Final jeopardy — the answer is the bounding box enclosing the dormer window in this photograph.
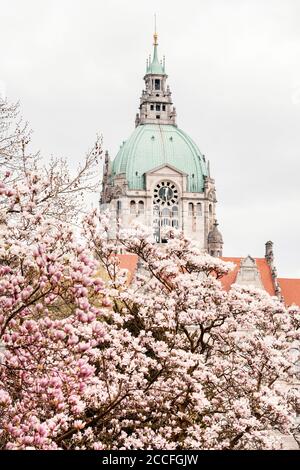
[155,79,161,90]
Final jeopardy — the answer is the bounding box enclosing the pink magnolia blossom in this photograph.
[0,149,300,450]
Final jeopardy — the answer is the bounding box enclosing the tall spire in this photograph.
[147,15,165,75]
[138,24,176,126]
[154,13,158,46]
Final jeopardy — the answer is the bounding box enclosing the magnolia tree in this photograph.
[0,183,300,449]
[0,98,102,230]
[0,99,32,176]
[0,103,300,448]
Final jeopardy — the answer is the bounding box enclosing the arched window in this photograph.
[172,206,178,217]
[171,206,179,230]
[155,79,161,90]
[153,219,160,243]
[153,205,159,217]
[130,200,136,214]
[162,218,171,227]
[138,201,145,214]
[162,208,171,217]
[188,202,194,216]
[152,181,179,244]
[196,203,202,216]
[209,204,213,215]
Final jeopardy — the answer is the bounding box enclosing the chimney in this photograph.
[265,241,283,301]
[265,240,274,265]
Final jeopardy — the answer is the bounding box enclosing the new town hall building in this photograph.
[100,32,300,308]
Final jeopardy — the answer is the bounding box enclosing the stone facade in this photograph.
[101,165,219,249]
[235,255,265,290]
[100,33,223,254]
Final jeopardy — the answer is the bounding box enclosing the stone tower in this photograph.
[135,30,176,127]
[207,221,223,257]
[265,240,282,298]
[100,30,223,254]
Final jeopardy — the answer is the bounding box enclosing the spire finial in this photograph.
[153,13,158,45]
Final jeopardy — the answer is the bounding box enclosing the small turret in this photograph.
[135,113,140,128]
[100,150,112,204]
[207,220,223,257]
[264,240,283,300]
[265,240,274,264]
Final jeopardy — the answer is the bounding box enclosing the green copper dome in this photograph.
[112,124,208,192]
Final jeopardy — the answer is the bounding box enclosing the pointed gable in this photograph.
[221,257,276,296]
[145,163,188,177]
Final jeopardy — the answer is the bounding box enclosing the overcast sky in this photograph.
[1,0,299,277]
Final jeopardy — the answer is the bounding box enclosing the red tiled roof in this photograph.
[117,254,138,282]
[278,278,300,307]
[254,258,276,296]
[220,257,241,292]
[221,257,276,296]
[114,254,300,308]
